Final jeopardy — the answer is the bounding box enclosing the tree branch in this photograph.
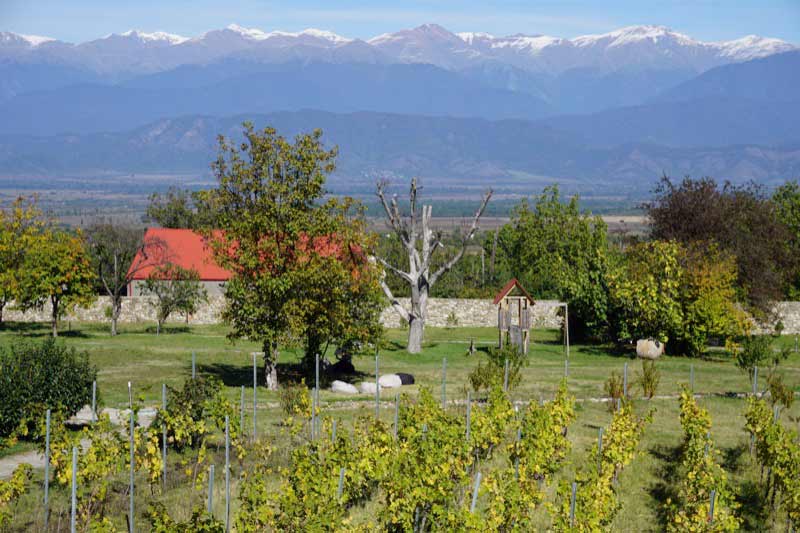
[430,189,493,286]
[376,180,410,247]
[373,254,413,283]
[378,276,410,323]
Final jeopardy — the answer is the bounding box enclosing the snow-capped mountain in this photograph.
[0,23,795,112]
[391,24,796,74]
[0,31,55,47]
[1,23,792,76]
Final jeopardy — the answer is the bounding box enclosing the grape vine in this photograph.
[666,388,740,532]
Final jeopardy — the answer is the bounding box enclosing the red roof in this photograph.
[492,278,534,305]
[130,228,232,281]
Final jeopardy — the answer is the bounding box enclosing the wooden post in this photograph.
[753,366,758,396]
[239,386,245,440]
[225,416,230,532]
[252,352,257,441]
[466,391,472,441]
[441,358,447,409]
[470,471,482,513]
[70,446,78,533]
[623,363,628,398]
[207,464,215,516]
[375,352,380,420]
[569,481,577,527]
[44,409,51,529]
[598,427,603,473]
[129,410,135,533]
[337,468,346,500]
[394,394,400,440]
[708,489,716,524]
[564,303,570,359]
[161,384,167,491]
[312,356,318,440]
[91,381,97,423]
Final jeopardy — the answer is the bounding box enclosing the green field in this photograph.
[1,322,799,531]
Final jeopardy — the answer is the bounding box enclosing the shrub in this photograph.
[155,376,223,450]
[0,337,96,438]
[279,379,312,419]
[735,334,790,390]
[767,373,794,410]
[736,335,772,382]
[445,311,459,328]
[604,371,625,412]
[636,360,660,399]
[468,344,526,392]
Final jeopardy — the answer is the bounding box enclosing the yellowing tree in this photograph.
[609,240,748,356]
[0,196,45,323]
[18,229,96,336]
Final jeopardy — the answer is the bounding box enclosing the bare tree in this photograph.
[375,178,492,353]
[86,223,165,335]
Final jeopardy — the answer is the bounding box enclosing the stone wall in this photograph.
[758,302,800,335]
[3,297,800,334]
[2,296,226,325]
[379,298,564,329]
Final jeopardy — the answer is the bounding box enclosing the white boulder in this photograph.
[636,338,665,360]
[138,408,158,427]
[358,381,381,394]
[378,374,403,388]
[330,380,359,395]
[66,405,95,426]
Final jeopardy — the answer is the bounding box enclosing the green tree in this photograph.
[207,122,362,389]
[608,240,684,345]
[145,187,218,229]
[86,223,165,336]
[17,229,96,337]
[142,263,207,335]
[499,186,609,340]
[773,180,800,299]
[609,240,748,356]
[293,198,384,372]
[677,244,750,356]
[645,176,797,313]
[0,196,45,323]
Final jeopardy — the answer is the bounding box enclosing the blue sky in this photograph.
[2,0,799,43]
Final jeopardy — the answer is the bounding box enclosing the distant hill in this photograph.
[534,51,800,148]
[537,97,800,148]
[1,110,797,194]
[0,61,553,136]
[655,50,800,103]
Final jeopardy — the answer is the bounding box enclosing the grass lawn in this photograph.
[1,321,799,531]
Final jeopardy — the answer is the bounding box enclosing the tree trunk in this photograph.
[111,297,122,336]
[0,301,4,324]
[156,319,162,335]
[407,317,424,354]
[407,284,428,354]
[264,341,279,391]
[51,297,59,337]
[490,227,499,279]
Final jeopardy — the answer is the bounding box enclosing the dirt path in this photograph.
[0,449,44,479]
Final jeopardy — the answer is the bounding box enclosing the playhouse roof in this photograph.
[129,228,232,281]
[492,278,534,305]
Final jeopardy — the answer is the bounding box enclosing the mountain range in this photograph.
[0,23,798,196]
